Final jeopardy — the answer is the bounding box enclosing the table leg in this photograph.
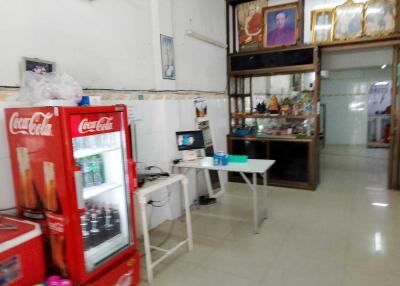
[263,171,268,219]
[181,178,193,250]
[138,195,153,284]
[252,173,259,234]
[239,172,267,234]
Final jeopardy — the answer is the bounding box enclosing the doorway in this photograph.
[319,47,393,191]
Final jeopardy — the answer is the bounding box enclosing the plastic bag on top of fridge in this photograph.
[19,71,83,104]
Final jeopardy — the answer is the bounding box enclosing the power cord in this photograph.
[0,207,16,212]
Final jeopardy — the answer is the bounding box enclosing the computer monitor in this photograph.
[176,130,205,151]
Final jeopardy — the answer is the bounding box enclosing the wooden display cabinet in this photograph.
[227,46,321,190]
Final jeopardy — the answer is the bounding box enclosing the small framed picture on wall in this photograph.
[160,34,176,80]
[334,1,364,41]
[23,57,55,74]
[364,0,396,37]
[311,9,334,43]
[262,4,298,48]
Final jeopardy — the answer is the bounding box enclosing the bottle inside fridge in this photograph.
[72,131,132,272]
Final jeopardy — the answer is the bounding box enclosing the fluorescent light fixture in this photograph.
[375,232,382,252]
[372,203,389,207]
[381,65,387,69]
[185,30,227,49]
[375,81,389,86]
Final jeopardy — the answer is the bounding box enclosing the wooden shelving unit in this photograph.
[226,0,319,190]
[226,44,320,190]
[225,0,400,191]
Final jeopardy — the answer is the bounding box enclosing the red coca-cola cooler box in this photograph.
[4,105,140,285]
[0,216,45,286]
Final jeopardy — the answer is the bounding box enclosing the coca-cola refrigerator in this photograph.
[4,105,141,286]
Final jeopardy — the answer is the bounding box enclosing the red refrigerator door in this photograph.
[60,106,139,285]
[4,106,72,277]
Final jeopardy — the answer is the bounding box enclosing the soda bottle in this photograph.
[104,207,114,240]
[89,212,100,247]
[82,157,93,188]
[112,205,121,237]
[96,205,106,245]
[80,213,91,251]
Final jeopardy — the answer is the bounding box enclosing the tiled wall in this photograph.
[321,68,391,146]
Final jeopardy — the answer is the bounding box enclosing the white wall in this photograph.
[0,0,228,230]
[322,48,393,71]
[0,0,227,92]
[0,0,155,90]
[321,67,391,145]
[173,0,227,91]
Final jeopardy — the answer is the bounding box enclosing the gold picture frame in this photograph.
[334,0,364,41]
[262,3,298,48]
[236,0,268,52]
[364,0,397,37]
[311,9,334,43]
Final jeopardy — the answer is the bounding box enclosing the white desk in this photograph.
[174,157,275,234]
[136,174,193,284]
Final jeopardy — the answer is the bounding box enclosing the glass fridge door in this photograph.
[71,114,132,272]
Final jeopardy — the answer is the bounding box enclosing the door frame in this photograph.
[389,46,400,190]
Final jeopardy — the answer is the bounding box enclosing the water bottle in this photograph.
[87,135,97,148]
[96,155,105,184]
[82,157,93,188]
[90,156,102,186]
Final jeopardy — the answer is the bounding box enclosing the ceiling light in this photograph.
[381,65,387,69]
[375,81,389,86]
[372,203,389,207]
[375,232,382,252]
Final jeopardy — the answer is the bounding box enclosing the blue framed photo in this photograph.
[263,4,298,48]
[160,35,176,80]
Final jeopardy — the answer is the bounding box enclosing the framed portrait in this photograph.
[311,9,334,43]
[334,1,364,41]
[160,34,176,80]
[263,4,298,48]
[236,0,268,51]
[364,0,396,37]
[23,57,55,74]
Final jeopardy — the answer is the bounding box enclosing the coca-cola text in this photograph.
[9,112,53,136]
[78,117,114,134]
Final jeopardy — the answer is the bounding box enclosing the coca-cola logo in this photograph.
[78,117,114,134]
[9,112,53,136]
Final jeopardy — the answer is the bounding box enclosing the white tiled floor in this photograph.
[138,145,400,286]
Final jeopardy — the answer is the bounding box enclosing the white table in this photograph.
[174,157,275,234]
[136,174,193,284]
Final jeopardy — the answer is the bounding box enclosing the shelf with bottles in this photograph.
[231,113,313,120]
[72,133,120,159]
[80,199,127,271]
[229,72,316,116]
[231,116,314,141]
